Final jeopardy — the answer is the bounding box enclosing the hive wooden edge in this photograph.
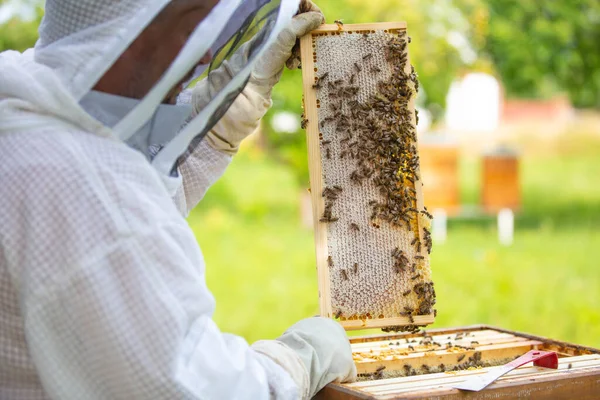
[347,324,600,355]
[341,315,435,331]
[311,22,407,34]
[316,369,600,400]
[300,31,331,318]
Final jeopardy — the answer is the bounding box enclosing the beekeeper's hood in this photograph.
[0,0,298,176]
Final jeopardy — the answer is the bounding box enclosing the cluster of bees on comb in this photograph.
[355,331,508,381]
[306,28,436,332]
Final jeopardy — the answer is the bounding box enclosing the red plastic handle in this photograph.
[506,350,558,370]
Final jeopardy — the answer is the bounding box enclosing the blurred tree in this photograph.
[0,5,42,52]
[483,0,600,108]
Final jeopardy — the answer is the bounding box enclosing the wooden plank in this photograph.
[489,325,600,356]
[342,314,435,331]
[378,370,600,399]
[312,22,407,34]
[351,330,524,351]
[347,325,493,344]
[300,32,332,318]
[352,340,543,374]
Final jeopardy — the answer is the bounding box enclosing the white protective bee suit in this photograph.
[0,0,356,399]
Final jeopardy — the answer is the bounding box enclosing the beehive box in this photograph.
[300,22,435,332]
[315,325,600,399]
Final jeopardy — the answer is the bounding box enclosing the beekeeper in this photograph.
[0,0,356,398]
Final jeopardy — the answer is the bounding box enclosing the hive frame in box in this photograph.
[315,325,600,399]
[299,22,435,331]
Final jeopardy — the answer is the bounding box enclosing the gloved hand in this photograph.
[252,317,357,399]
[192,0,324,155]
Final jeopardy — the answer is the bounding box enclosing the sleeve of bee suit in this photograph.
[2,130,304,400]
[168,89,233,217]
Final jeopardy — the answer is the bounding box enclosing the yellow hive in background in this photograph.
[300,23,435,332]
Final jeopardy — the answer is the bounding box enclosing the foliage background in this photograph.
[1,0,599,348]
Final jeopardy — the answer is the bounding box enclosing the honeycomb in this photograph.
[308,27,435,329]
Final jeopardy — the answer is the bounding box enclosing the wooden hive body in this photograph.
[314,325,600,399]
[300,22,435,332]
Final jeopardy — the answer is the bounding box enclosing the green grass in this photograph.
[187,134,600,348]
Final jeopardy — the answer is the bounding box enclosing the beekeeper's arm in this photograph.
[19,149,354,399]
[174,0,323,215]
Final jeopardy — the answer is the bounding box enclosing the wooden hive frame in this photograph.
[315,325,600,399]
[299,22,435,331]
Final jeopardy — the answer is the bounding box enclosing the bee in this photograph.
[334,19,344,29]
[353,263,358,273]
[319,72,329,81]
[408,345,415,351]
[354,62,361,73]
[415,255,425,260]
[411,238,418,245]
[362,53,373,61]
[334,310,342,319]
[349,223,360,232]
[471,341,479,345]
[362,33,369,39]
[457,354,466,362]
[326,148,331,159]
[407,36,412,44]
[321,140,331,145]
[300,118,308,129]
[349,73,356,85]
[402,290,411,296]
[327,256,333,267]
[312,81,321,89]
[421,364,430,373]
[411,274,420,280]
[371,66,381,73]
[374,365,385,380]
[568,363,572,369]
[341,269,348,280]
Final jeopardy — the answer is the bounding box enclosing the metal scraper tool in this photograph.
[454,350,558,392]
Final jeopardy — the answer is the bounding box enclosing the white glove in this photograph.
[252,317,357,399]
[192,0,324,155]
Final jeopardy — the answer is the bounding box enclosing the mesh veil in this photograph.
[111,0,298,176]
